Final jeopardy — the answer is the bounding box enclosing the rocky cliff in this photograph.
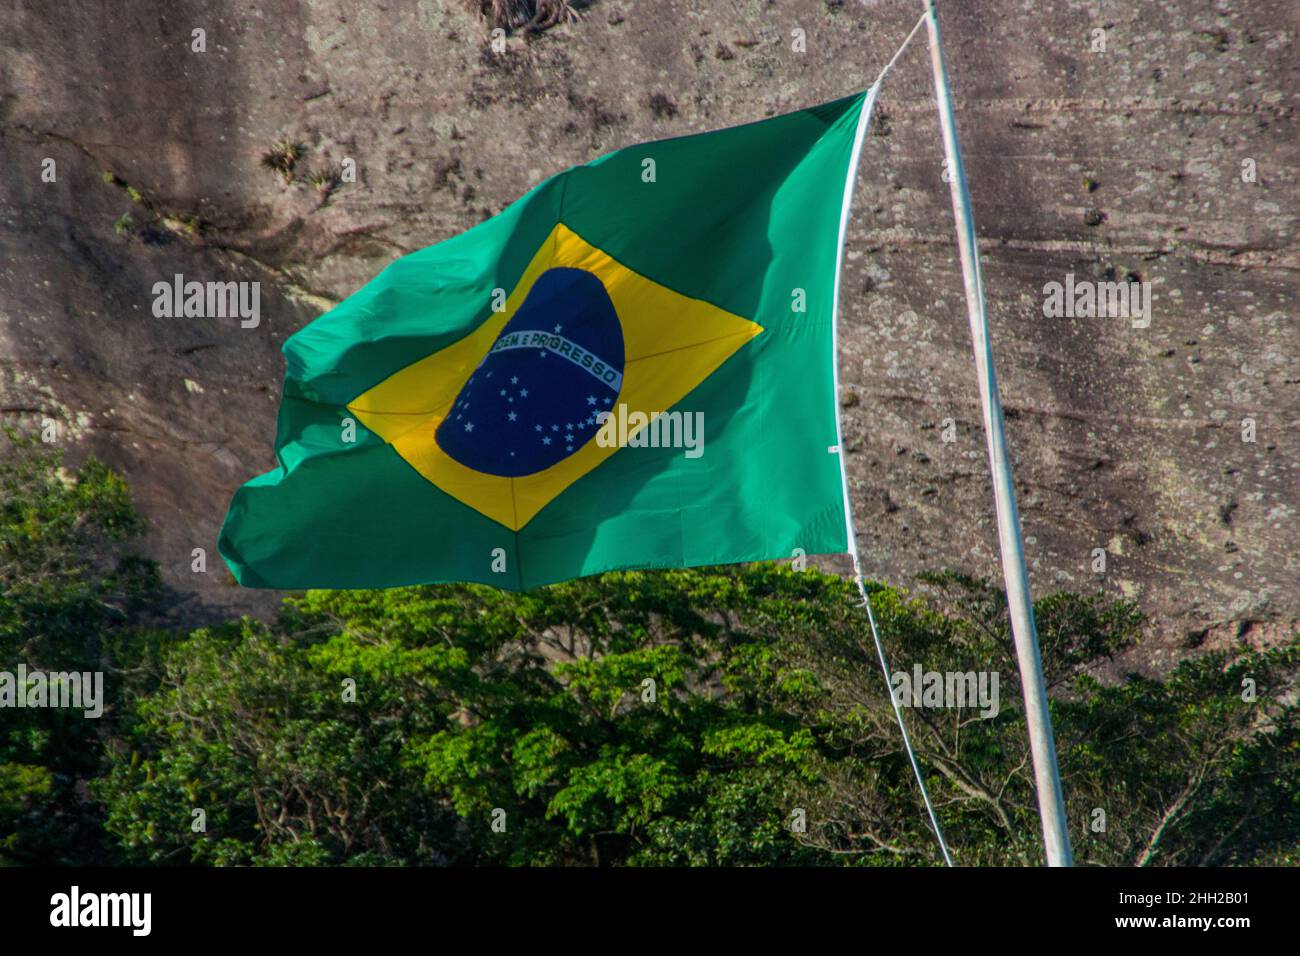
[2,0,1296,665]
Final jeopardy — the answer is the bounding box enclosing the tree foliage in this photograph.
[0,431,163,864]
[2,433,1296,866]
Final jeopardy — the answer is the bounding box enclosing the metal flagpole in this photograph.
[920,0,1075,866]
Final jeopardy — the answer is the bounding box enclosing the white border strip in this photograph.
[830,83,880,561]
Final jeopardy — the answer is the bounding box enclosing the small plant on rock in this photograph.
[260,137,307,184]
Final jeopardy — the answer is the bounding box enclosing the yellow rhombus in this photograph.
[347,222,763,531]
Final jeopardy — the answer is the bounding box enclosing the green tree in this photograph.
[97,564,1299,866]
[0,430,163,864]
[97,618,472,865]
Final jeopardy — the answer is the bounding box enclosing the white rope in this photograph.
[875,12,928,89]
[830,12,956,867]
[851,572,956,867]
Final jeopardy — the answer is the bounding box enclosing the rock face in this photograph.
[2,1,1296,657]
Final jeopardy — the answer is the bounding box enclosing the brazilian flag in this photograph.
[220,91,873,589]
